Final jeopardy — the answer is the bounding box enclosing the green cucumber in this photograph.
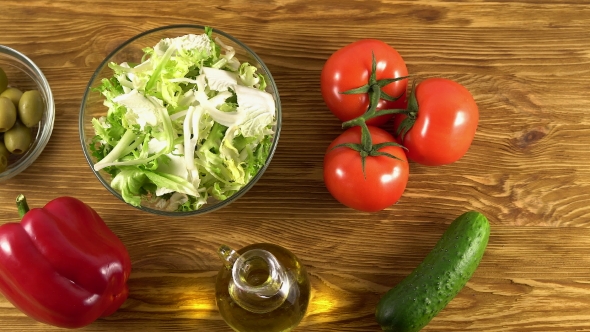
[375,211,490,332]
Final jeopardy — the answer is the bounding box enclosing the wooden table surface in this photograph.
[2,1,590,331]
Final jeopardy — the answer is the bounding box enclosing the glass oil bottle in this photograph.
[215,243,311,332]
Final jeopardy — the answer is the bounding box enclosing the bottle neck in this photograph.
[218,245,291,314]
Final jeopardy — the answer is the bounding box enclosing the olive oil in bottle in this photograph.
[215,243,311,332]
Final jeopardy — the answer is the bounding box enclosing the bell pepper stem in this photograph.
[16,194,30,218]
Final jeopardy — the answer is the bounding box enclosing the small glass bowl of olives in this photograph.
[0,45,54,181]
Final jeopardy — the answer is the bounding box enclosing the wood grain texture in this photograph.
[1,0,590,331]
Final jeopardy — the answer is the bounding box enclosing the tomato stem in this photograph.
[342,107,411,129]
[341,87,410,125]
[360,122,372,153]
[395,80,419,141]
[340,54,410,129]
[336,51,411,177]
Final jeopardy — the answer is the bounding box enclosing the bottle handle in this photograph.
[218,244,241,270]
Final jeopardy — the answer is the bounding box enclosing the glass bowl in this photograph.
[79,25,282,216]
[0,45,55,181]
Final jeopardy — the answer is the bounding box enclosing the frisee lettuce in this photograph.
[89,28,276,212]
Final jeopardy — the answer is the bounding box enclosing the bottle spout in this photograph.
[218,245,292,314]
[218,244,241,270]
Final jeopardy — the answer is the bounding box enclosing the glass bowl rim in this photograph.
[78,24,282,217]
[0,44,55,181]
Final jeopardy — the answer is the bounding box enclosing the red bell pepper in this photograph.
[0,194,131,328]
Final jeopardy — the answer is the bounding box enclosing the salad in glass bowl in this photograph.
[79,25,281,216]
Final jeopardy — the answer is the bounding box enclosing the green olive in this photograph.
[18,90,43,128]
[0,154,7,173]
[0,87,23,108]
[4,121,32,155]
[0,67,7,94]
[0,97,17,132]
[0,140,10,159]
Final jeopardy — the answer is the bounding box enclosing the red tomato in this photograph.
[323,126,409,212]
[393,78,479,166]
[321,39,408,126]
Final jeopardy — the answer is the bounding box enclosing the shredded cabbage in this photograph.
[89,28,276,212]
